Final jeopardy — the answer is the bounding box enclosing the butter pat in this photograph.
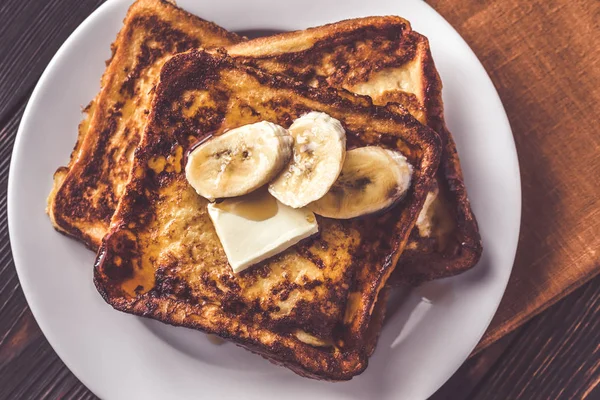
[207,190,318,273]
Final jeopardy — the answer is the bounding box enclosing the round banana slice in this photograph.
[185,121,293,201]
[308,146,413,219]
[269,112,346,208]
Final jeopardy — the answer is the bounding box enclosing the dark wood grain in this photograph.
[0,0,104,124]
[0,0,598,399]
[470,276,600,400]
[0,102,29,367]
[430,332,520,400]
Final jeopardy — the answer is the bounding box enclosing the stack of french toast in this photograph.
[47,0,481,381]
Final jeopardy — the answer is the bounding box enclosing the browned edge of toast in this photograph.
[226,17,482,285]
[390,39,482,285]
[93,49,441,380]
[47,0,243,249]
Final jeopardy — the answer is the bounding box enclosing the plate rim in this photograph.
[7,0,521,398]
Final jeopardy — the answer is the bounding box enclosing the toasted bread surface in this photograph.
[94,49,440,379]
[48,7,481,283]
[47,0,243,249]
[227,17,482,284]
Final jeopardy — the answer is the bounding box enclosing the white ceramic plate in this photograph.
[8,0,520,399]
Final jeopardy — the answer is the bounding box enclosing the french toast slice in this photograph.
[48,2,480,285]
[47,0,243,249]
[227,17,482,284]
[93,49,440,380]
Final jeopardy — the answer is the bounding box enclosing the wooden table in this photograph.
[1,1,598,399]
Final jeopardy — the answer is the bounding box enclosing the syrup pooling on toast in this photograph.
[185,114,412,273]
[94,49,441,379]
[212,190,279,221]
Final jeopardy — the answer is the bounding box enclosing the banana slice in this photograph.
[269,112,346,208]
[309,146,413,219]
[185,121,293,201]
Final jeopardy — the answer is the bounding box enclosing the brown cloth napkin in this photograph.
[425,0,600,351]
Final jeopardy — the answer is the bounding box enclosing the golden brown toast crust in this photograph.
[94,49,440,380]
[48,7,481,284]
[226,17,482,284]
[394,48,482,284]
[47,0,242,249]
